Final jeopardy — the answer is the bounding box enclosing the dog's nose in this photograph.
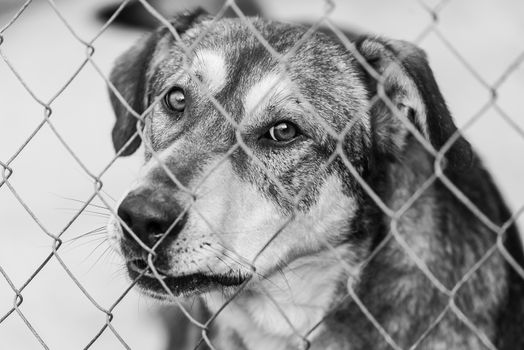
[117,187,185,249]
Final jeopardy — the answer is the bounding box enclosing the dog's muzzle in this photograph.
[115,185,248,296]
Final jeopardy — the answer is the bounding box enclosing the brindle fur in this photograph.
[107,10,524,350]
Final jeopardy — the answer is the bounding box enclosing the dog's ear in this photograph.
[356,36,474,172]
[108,8,208,156]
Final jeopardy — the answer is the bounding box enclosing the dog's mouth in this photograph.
[126,259,247,298]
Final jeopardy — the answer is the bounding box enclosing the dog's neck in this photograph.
[205,246,356,350]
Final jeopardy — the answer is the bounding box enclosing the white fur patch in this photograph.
[194,163,360,347]
[244,73,293,117]
[186,160,358,273]
[191,50,227,94]
[207,247,353,350]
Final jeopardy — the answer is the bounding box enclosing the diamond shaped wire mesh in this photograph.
[1,0,523,349]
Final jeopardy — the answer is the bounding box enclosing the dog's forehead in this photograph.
[148,18,368,135]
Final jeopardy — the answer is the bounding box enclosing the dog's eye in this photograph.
[267,122,298,142]
[164,87,186,112]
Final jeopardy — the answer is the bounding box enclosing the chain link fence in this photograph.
[1,0,524,349]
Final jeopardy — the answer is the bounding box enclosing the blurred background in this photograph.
[0,0,523,349]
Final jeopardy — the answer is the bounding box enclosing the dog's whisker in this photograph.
[56,208,111,218]
[60,239,108,257]
[87,245,114,273]
[74,226,106,236]
[82,238,110,263]
[276,266,293,292]
[203,244,250,271]
[57,196,111,211]
[214,255,238,276]
[213,242,253,268]
[82,213,110,219]
[203,245,282,289]
[64,226,107,243]
[111,265,130,280]
[65,235,108,250]
[79,209,111,217]
[202,245,250,273]
[189,296,198,311]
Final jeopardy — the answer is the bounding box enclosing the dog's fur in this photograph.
[106,10,524,350]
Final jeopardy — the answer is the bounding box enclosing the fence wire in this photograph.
[1,0,524,349]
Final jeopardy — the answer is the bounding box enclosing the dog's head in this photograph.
[107,10,472,299]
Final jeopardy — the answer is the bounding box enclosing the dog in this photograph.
[106,9,524,350]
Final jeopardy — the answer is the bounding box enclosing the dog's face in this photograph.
[107,11,471,300]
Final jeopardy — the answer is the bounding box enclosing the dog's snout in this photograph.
[117,187,185,249]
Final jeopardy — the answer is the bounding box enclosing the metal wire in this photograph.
[1,0,523,349]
